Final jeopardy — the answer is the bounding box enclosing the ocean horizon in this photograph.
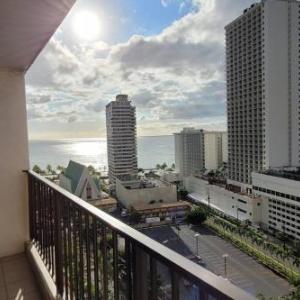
[29,135,175,171]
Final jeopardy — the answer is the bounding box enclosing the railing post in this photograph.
[54,192,64,297]
[28,173,34,240]
[133,245,148,300]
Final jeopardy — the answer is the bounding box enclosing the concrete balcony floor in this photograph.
[0,253,42,299]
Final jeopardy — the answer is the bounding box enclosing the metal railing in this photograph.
[27,170,254,300]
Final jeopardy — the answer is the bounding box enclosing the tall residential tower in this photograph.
[174,128,205,176]
[106,94,138,184]
[226,0,300,186]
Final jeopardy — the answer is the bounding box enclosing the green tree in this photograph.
[88,165,96,174]
[293,240,300,257]
[156,164,161,169]
[46,164,52,174]
[56,165,65,173]
[161,162,167,170]
[186,207,208,225]
[32,164,42,174]
[129,211,142,223]
[171,163,175,169]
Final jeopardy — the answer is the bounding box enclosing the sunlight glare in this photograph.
[73,11,101,40]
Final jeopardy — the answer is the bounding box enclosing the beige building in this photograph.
[204,131,228,171]
[106,94,138,185]
[174,128,205,176]
[116,177,177,209]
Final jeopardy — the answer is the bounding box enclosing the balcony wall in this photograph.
[0,69,29,257]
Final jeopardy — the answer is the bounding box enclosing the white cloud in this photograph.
[26,0,254,138]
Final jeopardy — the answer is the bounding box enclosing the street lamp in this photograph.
[194,234,200,257]
[222,254,229,278]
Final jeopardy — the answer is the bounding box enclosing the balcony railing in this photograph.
[27,170,254,300]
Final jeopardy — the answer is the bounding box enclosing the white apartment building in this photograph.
[204,131,228,171]
[106,94,138,184]
[174,128,205,176]
[252,171,300,240]
[226,0,300,186]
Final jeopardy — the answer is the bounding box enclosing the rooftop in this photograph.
[132,200,191,212]
[261,168,300,182]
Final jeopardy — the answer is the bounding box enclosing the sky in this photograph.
[25,0,255,140]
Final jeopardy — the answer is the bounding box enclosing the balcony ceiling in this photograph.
[0,0,75,72]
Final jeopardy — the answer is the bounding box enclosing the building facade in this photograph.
[204,131,228,171]
[106,94,138,184]
[252,171,300,240]
[226,0,300,186]
[174,128,205,176]
[184,176,262,224]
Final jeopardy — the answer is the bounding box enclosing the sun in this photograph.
[73,11,101,41]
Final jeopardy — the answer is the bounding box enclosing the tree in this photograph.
[88,165,96,174]
[186,208,208,225]
[156,164,161,170]
[293,240,300,257]
[161,162,167,170]
[56,165,65,173]
[46,164,52,174]
[129,211,142,223]
[171,163,175,170]
[32,164,42,174]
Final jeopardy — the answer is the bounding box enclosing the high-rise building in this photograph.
[174,128,205,176]
[204,131,228,171]
[106,94,138,184]
[226,0,300,186]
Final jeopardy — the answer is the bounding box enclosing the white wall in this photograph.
[0,69,29,257]
[184,176,262,224]
[252,172,300,239]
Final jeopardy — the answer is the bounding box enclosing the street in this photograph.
[142,225,291,298]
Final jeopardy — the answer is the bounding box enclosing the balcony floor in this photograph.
[0,253,42,299]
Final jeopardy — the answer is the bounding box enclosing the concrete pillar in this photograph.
[0,68,29,257]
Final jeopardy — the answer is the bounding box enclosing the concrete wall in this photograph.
[0,69,29,257]
[116,179,177,208]
[184,176,262,224]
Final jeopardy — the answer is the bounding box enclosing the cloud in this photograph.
[28,94,52,104]
[68,115,77,123]
[26,0,254,138]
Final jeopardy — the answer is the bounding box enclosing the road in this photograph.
[142,225,291,298]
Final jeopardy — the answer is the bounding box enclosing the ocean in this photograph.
[29,135,175,171]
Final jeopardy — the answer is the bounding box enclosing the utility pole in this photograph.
[222,254,229,278]
[194,234,200,257]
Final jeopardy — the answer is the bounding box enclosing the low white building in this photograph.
[116,177,177,209]
[252,171,300,240]
[59,160,102,201]
[184,176,262,224]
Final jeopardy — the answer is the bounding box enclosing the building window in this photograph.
[86,183,92,200]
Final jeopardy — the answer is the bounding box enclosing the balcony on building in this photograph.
[0,1,256,299]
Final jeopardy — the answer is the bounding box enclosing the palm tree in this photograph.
[46,164,52,174]
[32,164,42,174]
